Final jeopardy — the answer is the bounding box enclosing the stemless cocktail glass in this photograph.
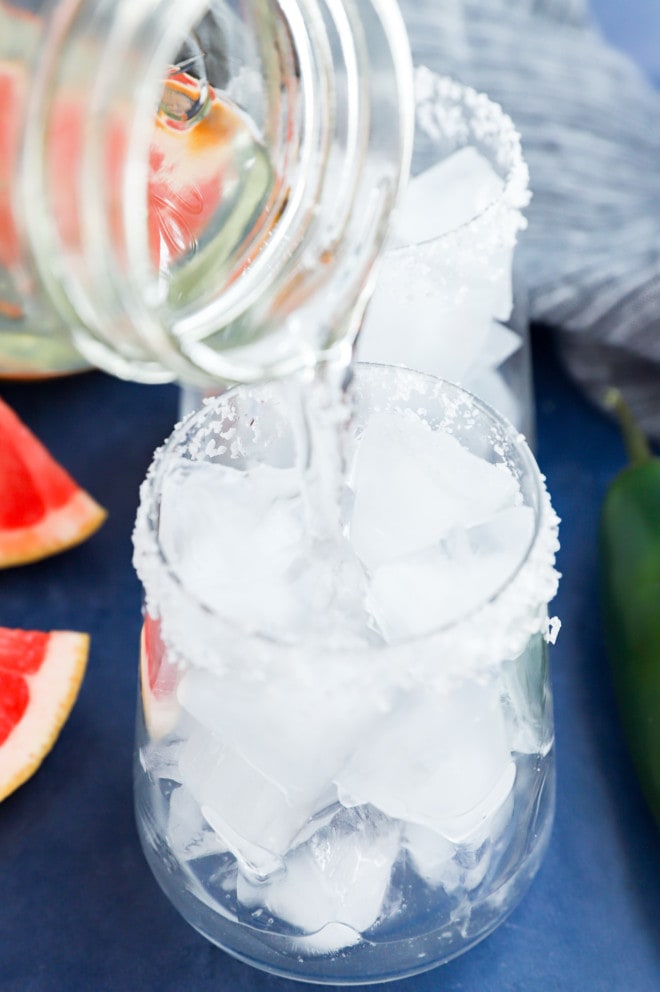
[356,68,534,439]
[133,363,560,984]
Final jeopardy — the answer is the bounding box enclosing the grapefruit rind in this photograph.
[0,490,107,568]
[0,630,89,802]
[139,622,180,740]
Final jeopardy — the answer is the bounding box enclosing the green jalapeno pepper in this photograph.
[599,389,660,829]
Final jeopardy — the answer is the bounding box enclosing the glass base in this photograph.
[135,751,555,985]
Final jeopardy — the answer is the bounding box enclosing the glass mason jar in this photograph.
[133,362,560,984]
[0,0,413,382]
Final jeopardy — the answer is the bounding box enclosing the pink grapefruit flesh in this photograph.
[140,613,180,739]
[0,395,106,567]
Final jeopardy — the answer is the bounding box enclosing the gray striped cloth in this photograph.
[400,0,660,438]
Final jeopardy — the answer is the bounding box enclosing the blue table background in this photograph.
[591,0,660,83]
[1,2,659,989]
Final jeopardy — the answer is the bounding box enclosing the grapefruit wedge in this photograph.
[0,626,89,801]
[0,396,106,567]
[140,614,180,740]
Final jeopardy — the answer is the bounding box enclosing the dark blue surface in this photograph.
[0,333,659,992]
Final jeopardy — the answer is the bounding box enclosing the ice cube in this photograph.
[159,459,310,636]
[355,144,517,390]
[178,665,381,805]
[488,249,516,323]
[392,146,504,247]
[403,823,459,890]
[335,682,515,843]
[166,783,229,862]
[237,807,400,943]
[462,365,524,432]
[366,502,535,640]
[356,275,494,385]
[367,543,506,639]
[356,246,514,387]
[367,549,462,639]
[349,412,520,572]
[364,507,535,640]
[176,669,385,876]
[500,633,554,757]
[390,145,513,333]
[159,460,300,574]
[292,923,362,955]
[466,788,515,853]
[455,843,491,893]
[139,735,184,784]
[159,457,369,642]
[479,320,524,371]
[404,785,515,894]
[177,725,309,878]
[468,505,535,560]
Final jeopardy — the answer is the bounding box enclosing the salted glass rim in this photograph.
[385,67,530,256]
[132,363,560,674]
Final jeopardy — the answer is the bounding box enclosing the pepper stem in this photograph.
[603,388,652,467]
